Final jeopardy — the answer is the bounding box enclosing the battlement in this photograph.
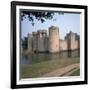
[28,33,32,37]
[32,32,37,36]
[49,26,59,31]
[37,30,47,33]
[37,30,47,38]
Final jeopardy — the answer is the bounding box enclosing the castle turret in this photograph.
[32,32,37,52]
[48,26,60,53]
[28,33,33,51]
[65,31,79,50]
[37,30,48,52]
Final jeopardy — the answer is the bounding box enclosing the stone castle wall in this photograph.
[37,30,47,52]
[60,39,68,51]
[28,33,33,51]
[65,31,80,50]
[32,32,37,52]
[27,26,80,53]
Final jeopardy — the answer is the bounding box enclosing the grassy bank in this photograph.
[21,57,80,78]
[70,69,80,76]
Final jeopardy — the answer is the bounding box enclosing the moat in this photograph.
[21,50,79,66]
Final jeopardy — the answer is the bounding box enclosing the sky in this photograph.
[21,12,80,39]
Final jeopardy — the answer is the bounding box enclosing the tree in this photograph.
[21,11,64,26]
[22,37,28,50]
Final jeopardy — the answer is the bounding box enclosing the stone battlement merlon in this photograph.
[49,26,59,31]
[28,33,33,37]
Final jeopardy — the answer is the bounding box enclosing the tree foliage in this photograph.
[21,11,55,26]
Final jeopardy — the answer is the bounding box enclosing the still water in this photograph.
[21,50,79,66]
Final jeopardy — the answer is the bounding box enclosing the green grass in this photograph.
[21,57,80,78]
[70,69,80,76]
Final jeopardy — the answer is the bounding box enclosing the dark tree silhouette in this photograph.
[21,11,64,26]
[22,37,28,50]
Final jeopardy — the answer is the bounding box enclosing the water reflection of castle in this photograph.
[22,26,80,53]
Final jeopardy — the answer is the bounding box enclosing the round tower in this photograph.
[48,26,60,53]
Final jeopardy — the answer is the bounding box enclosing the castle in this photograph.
[26,26,80,53]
